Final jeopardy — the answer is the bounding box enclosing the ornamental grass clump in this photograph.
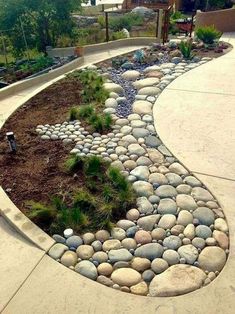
[195,25,222,45]
[179,40,194,60]
[26,156,135,234]
[67,69,112,132]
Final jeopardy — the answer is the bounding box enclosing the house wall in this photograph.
[195,8,235,32]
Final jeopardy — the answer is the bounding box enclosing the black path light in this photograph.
[6,132,17,153]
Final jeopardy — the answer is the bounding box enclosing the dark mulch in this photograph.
[0,78,85,212]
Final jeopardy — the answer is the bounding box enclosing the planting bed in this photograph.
[0,40,230,297]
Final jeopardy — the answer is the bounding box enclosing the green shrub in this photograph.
[195,25,222,44]
[97,15,105,28]
[27,155,135,234]
[26,201,55,226]
[84,156,103,177]
[111,31,127,41]
[65,154,83,173]
[79,70,109,103]
[77,104,94,119]
[69,107,78,121]
[109,13,144,32]
[89,112,112,132]
[169,11,186,35]
[179,40,194,60]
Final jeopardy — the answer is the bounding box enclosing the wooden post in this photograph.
[105,12,109,42]
[1,33,8,67]
[157,9,163,40]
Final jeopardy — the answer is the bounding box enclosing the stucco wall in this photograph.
[195,8,235,32]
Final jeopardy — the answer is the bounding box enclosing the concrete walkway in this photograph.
[1,36,235,313]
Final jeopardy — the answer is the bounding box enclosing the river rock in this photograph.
[133,100,152,115]
[165,173,182,187]
[126,208,140,221]
[195,225,212,239]
[75,260,98,280]
[104,82,124,94]
[48,243,68,260]
[163,235,182,250]
[133,77,159,89]
[76,245,94,260]
[168,163,189,175]
[147,148,164,164]
[97,275,114,286]
[149,264,206,296]
[131,166,150,181]
[122,70,140,81]
[131,257,151,272]
[151,228,166,240]
[97,263,113,276]
[158,214,176,229]
[191,187,214,202]
[184,176,202,187]
[111,228,126,241]
[133,181,154,197]
[137,214,160,231]
[95,230,110,242]
[108,249,133,262]
[116,219,135,230]
[92,251,108,263]
[156,185,177,198]
[162,249,180,265]
[128,143,145,156]
[137,197,154,214]
[60,251,77,267]
[122,238,137,250]
[198,246,226,272]
[176,194,197,211]
[138,86,161,96]
[149,173,168,185]
[214,218,229,233]
[135,230,152,244]
[130,282,148,296]
[151,258,169,274]
[111,268,141,286]
[158,198,177,214]
[103,239,121,251]
[177,210,193,226]
[178,244,198,264]
[213,230,229,249]
[134,243,164,260]
[193,207,215,226]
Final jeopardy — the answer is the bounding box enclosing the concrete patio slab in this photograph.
[153,89,235,180]
[167,57,235,95]
[0,217,45,312]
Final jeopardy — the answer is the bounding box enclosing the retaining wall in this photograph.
[195,8,235,32]
[48,37,158,58]
[0,37,157,101]
[0,57,84,101]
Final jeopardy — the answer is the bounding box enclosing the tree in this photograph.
[0,0,84,56]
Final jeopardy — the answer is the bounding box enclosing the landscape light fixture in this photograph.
[6,131,17,153]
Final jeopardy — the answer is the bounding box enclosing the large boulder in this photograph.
[131,6,156,19]
[149,264,206,296]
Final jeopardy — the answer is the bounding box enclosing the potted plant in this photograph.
[74,45,84,57]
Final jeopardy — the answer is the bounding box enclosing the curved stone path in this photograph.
[1,34,235,313]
